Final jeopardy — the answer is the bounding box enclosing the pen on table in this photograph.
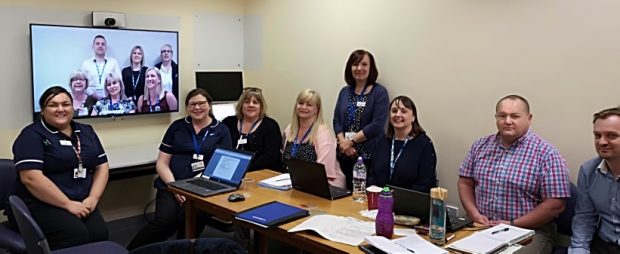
[405,248,415,253]
[491,227,510,234]
[275,178,290,182]
[446,234,456,241]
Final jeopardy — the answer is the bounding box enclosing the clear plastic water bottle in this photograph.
[375,187,394,238]
[429,187,448,245]
[352,156,367,202]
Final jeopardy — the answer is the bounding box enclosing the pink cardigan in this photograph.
[283,124,347,189]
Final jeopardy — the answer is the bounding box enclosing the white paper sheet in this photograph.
[288,215,375,246]
[258,173,291,190]
[365,235,448,254]
[393,235,449,254]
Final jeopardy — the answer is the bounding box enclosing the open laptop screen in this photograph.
[202,148,252,185]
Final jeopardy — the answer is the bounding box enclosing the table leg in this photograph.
[257,231,269,254]
[184,200,197,239]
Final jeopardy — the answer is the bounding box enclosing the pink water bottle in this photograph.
[375,187,394,238]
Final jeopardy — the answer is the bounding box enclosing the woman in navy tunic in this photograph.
[128,88,232,250]
[367,96,437,193]
[12,86,110,250]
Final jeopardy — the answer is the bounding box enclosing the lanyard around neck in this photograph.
[291,123,313,157]
[347,84,370,128]
[132,69,142,90]
[148,96,160,112]
[94,59,107,84]
[191,124,210,157]
[238,118,261,135]
[390,137,409,179]
[68,132,83,171]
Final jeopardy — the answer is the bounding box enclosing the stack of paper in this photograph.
[365,235,448,254]
[258,173,292,190]
[288,214,376,246]
[446,224,534,254]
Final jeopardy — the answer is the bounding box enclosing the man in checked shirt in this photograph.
[458,94,571,253]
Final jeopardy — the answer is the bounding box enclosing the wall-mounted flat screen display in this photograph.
[30,24,180,120]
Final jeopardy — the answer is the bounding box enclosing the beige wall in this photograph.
[243,0,619,209]
[1,0,618,219]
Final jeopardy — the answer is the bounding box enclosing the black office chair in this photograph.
[0,159,26,253]
[552,182,579,254]
[9,195,128,254]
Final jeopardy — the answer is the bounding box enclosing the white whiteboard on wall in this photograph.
[194,13,244,70]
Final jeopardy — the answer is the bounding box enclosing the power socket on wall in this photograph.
[447,205,459,217]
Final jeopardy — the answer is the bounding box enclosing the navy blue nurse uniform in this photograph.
[128,117,232,250]
[11,119,109,250]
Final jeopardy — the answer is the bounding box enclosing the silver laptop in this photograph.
[169,147,253,197]
[285,158,351,200]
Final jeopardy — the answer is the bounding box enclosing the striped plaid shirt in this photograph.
[459,130,570,221]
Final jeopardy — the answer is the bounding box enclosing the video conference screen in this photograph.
[30,24,179,120]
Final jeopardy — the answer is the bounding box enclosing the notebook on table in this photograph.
[388,184,472,232]
[235,201,309,228]
[446,223,535,254]
[169,147,253,197]
[285,158,351,200]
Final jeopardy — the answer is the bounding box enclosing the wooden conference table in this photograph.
[169,169,476,254]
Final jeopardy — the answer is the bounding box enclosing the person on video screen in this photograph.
[68,70,96,117]
[81,35,121,100]
[137,67,178,113]
[155,44,178,98]
[121,45,148,104]
[91,73,136,116]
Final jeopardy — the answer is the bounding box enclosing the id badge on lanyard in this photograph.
[191,152,205,172]
[191,160,205,172]
[192,126,209,172]
[69,134,86,179]
[74,164,86,179]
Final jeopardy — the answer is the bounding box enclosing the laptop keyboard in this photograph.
[188,179,227,191]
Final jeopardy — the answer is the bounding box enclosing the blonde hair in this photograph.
[104,72,127,100]
[235,88,267,119]
[143,67,165,100]
[286,89,326,145]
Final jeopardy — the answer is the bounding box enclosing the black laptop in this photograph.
[285,158,351,200]
[169,147,253,197]
[388,184,472,232]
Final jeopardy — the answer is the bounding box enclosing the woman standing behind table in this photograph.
[283,89,346,188]
[68,70,97,117]
[128,88,232,250]
[11,86,110,250]
[121,45,148,103]
[367,96,437,193]
[222,87,283,172]
[136,67,178,113]
[91,73,136,116]
[333,49,389,190]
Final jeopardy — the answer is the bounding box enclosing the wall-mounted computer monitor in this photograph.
[195,71,243,102]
